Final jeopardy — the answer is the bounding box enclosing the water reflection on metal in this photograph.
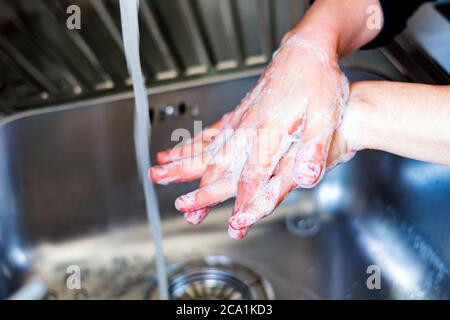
[353,214,450,299]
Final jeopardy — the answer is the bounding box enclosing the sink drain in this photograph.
[285,212,321,237]
[146,256,274,300]
[167,268,251,300]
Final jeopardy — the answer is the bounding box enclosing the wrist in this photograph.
[340,82,374,153]
[279,27,340,70]
[287,24,339,60]
[326,83,368,169]
[293,0,383,56]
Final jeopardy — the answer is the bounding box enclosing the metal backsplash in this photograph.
[0,0,307,113]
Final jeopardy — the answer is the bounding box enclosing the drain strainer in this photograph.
[146,256,274,300]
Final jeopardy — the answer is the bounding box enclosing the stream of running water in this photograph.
[119,0,169,300]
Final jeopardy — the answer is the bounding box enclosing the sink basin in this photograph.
[1,68,450,300]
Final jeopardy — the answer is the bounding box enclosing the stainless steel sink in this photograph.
[1,67,450,300]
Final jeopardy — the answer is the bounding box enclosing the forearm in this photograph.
[346,81,450,166]
[290,0,383,55]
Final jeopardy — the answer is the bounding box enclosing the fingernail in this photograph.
[149,166,167,181]
[175,193,195,212]
[295,160,323,188]
[156,152,170,164]
[227,226,249,240]
[228,213,256,230]
[184,208,208,225]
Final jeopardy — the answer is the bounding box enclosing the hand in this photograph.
[150,31,351,239]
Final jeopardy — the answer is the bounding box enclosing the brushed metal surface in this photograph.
[0,0,308,110]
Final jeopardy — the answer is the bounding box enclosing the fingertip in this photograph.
[156,151,170,164]
[174,196,185,212]
[294,160,323,188]
[227,226,248,240]
[148,166,158,182]
[228,212,256,230]
[175,194,195,212]
[148,168,153,181]
[184,208,209,225]
[294,142,326,188]
[148,165,168,183]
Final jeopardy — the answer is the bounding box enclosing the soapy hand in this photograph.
[150,33,352,239]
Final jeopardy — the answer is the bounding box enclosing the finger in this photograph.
[156,115,231,164]
[232,116,304,214]
[227,226,249,240]
[175,178,235,212]
[293,136,329,188]
[178,129,249,225]
[232,129,282,214]
[201,126,251,184]
[228,144,298,239]
[293,101,341,188]
[184,208,210,225]
[149,155,208,185]
[181,179,232,226]
[293,101,342,188]
[156,140,208,165]
[294,69,349,186]
[157,75,265,165]
[179,155,237,225]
